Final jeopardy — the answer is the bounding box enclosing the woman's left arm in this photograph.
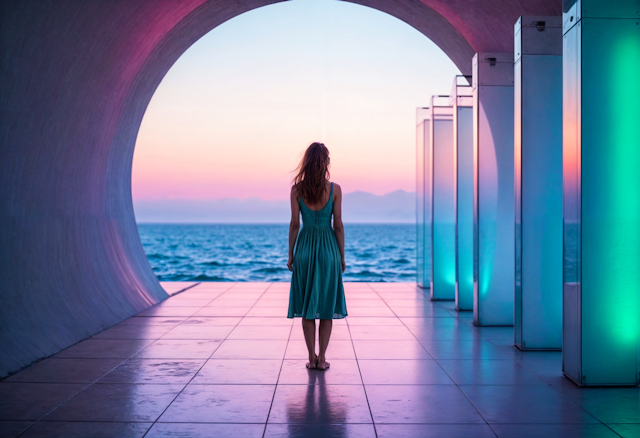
[287,185,301,271]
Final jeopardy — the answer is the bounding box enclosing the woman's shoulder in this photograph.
[331,182,342,193]
[290,184,299,198]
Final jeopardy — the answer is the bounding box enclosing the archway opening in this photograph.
[131,0,460,284]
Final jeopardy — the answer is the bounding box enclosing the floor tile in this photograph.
[92,325,172,340]
[268,384,372,424]
[136,340,221,359]
[460,385,600,423]
[555,387,640,423]
[182,316,242,326]
[358,360,453,385]
[138,307,201,317]
[193,359,282,384]
[278,360,361,385]
[264,424,376,437]
[208,298,258,307]
[491,424,620,438]
[55,339,154,359]
[346,307,396,317]
[238,317,294,326]
[0,421,33,438]
[407,324,478,341]
[99,359,205,384]
[376,424,496,438]
[365,385,484,424]
[118,317,185,326]
[156,298,213,307]
[345,317,404,326]
[390,306,453,318]
[437,360,547,385]
[159,384,275,423]
[400,317,459,326]
[21,421,151,437]
[212,339,288,359]
[227,325,292,340]
[246,307,288,317]
[419,340,512,360]
[45,384,183,422]
[193,307,251,317]
[0,383,85,420]
[352,340,432,359]
[6,358,122,384]
[146,423,264,438]
[162,325,235,340]
[285,340,355,360]
[348,325,415,340]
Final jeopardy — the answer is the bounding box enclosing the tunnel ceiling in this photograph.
[0,0,560,377]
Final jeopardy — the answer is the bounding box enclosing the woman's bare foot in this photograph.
[306,354,318,369]
[317,356,330,371]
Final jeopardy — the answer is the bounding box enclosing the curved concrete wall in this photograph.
[0,0,560,377]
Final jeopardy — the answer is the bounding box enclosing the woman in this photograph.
[287,142,347,371]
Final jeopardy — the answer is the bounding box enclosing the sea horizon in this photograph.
[138,223,416,283]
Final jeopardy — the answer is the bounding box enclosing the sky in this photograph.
[131,0,461,203]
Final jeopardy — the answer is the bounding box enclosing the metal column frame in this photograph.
[472,52,515,326]
[450,76,474,311]
[562,0,640,387]
[416,108,431,289]
[514,16,563,351]
[429,97,455,301]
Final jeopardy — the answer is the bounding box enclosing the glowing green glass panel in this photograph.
[581,18,640,385]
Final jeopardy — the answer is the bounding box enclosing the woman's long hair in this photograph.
[293,142,330,205]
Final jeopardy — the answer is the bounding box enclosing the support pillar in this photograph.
[562,0,640,386]
[451,76,474,311]
[514,16,563,350]
[416,108,431,289]
[472,53,515,326]
[429,97,455,300]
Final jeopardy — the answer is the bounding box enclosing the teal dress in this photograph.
[288,183,347,319]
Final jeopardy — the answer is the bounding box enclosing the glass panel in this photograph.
[431,106,455,300]
[474,86,515,326]
[456,106,474,310]
[562,22,582,382]
[581,17,640,385]
[520,54,563,350]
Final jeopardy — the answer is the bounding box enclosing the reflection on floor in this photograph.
[1,282,638,437]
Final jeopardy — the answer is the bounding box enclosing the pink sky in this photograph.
[132,0,460,202]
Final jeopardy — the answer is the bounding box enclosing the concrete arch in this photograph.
[0,0,560,377]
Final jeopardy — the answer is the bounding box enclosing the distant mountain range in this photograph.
[134,190,415,224]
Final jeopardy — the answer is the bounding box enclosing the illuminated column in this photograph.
[562,1,640,386]
[514,16,563,350]
[429,97,455,300]
[472,53,515,326]
[416,108,431,289]
[451,76,474,311]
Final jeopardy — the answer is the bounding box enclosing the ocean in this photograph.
[138,223,416,282]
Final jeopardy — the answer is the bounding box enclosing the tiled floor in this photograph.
[1,282,638,437]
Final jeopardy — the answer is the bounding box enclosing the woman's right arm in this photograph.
[287,185,301,272]
[332,184,346,273]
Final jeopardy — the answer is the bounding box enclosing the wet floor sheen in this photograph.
[0,282,637,437]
